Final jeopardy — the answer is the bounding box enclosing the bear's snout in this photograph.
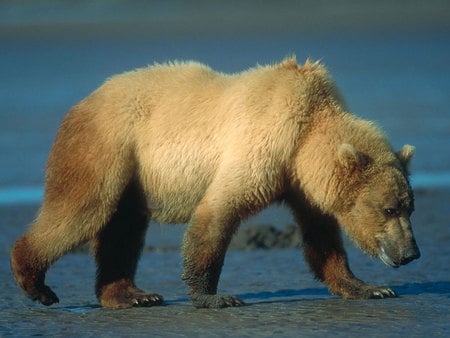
[399,241,421,265]
[379,237,420,268]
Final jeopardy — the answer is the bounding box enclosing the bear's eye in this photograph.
[384,208,399,217]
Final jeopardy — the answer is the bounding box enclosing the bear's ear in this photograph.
[338,143,365,171]
[397,144,415,172]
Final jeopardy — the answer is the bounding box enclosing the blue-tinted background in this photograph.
[1,1,449,190]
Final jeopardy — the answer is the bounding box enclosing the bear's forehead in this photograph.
[369,167,413,203]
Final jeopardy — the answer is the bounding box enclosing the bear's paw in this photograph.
[100,291,164,309]
[334,282,397,300]
[33,284,60,306]
[98,281,164,309]
[364,286,397,299]
[190,293,245,308]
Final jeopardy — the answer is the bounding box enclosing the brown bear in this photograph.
[11,57,420,309]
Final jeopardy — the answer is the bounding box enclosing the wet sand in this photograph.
[1,188,449,337]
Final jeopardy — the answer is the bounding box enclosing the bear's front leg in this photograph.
[289,198,397,299]
[182,204,245,308]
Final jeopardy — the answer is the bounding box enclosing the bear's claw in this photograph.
[131,293,164,307]
[368,287,397,299]
[97,280,164,309]
[100,291,164,309]
[331,280,398,300]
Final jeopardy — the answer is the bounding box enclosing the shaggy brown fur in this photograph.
[11,57,419,308]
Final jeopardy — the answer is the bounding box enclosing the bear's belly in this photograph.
[135,119,224,224]
[138,155,216,224]
[145,185,206,224]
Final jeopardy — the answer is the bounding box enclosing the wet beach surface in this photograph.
[1,188,450,337]
[1,2,450,337]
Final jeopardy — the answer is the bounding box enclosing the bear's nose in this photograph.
[400,243,420,265]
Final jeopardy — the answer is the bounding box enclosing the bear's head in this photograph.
[335,143,420,267]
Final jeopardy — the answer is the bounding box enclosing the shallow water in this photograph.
[1,5,450,337]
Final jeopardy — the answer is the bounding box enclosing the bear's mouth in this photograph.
[378,237,420,268]
[379,246,400,268]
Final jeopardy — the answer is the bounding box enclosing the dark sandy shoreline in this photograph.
[1,188,449,337]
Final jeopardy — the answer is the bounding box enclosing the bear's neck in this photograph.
[293,110,391,214]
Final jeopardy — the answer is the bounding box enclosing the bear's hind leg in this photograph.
[11,106,135,306]
[10,235,59,305]
[288,197,397,299]
[93,180,163,309]
[10,193,122,306]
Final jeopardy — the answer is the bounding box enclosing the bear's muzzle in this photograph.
[379,237,420,268]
